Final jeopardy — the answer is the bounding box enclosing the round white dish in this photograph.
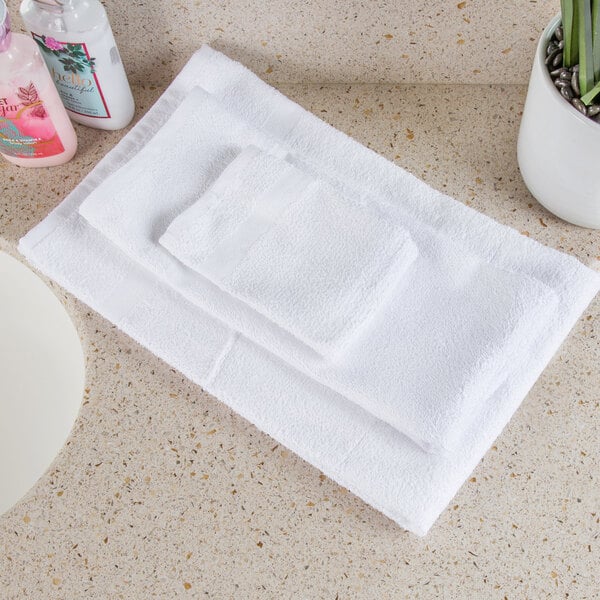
[0,252,84,515]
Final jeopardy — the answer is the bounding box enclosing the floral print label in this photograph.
[0,82,65,158]
[32,34,110,119]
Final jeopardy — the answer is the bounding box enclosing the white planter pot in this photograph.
[518,15,600,229]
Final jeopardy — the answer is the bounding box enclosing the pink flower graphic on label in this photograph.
[0,81,64,158]
[44,37,64,51]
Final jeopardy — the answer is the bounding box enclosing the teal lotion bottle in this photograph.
[20,0,135,130]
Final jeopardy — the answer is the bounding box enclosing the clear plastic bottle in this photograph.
[20,0,135,130]
[0,0,76,167]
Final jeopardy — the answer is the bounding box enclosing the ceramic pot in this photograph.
[518,14,600,229]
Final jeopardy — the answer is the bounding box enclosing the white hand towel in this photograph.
[78,83,562,455]
[19,47,600,535]
[159,144,418,356]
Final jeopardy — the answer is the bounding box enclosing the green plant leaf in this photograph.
[593,0,600,81]
[578,0,595,95]
[66,47,85,58]
[580,78,600,103]
[562,0,579,66]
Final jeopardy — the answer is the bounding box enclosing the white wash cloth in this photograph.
[79,84,561,454]
[19,47,600,535]
[159,145,419,356]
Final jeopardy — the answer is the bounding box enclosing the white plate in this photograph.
[0,252,84,515]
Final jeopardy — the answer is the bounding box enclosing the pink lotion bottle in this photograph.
[0,0,76,167]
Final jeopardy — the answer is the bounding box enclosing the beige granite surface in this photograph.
[0,80,599,599]
[7,0,560,84]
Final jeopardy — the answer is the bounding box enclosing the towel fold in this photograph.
[78,87,282,256]
[19,46,600,535]
[159,145,419,356]
[77,84,563,455]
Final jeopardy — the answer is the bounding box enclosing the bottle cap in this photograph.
[0,0,11,53]
[32,0,65,15]
[33,0,64,6]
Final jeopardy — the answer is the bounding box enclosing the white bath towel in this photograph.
[19,47,600,535]
[78,84,562,455]
[159,144,418,356]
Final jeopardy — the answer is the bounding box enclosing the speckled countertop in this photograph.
[1,1,600,598]
[1,81,599,599]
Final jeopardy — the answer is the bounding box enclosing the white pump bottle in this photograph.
[20,0,135,130]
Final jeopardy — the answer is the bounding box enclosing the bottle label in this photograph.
[32,33,111,119]
[0,82,65,158]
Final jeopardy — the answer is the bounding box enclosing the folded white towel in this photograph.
[159,144,418,356]
[19,47,600,535]
[78,84,562,455]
